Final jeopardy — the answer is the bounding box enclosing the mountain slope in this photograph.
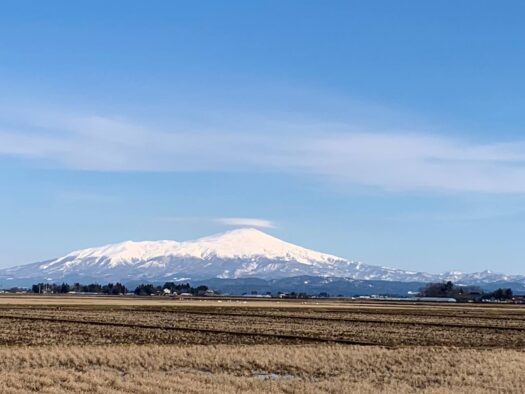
[0,228,523,287]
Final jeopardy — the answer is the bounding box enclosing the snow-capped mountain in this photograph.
[0,228,523,286]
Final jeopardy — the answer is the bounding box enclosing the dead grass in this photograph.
[0,344,524,393]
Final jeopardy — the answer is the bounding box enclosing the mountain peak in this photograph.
[196,227,278,243]
[179,228,341,263]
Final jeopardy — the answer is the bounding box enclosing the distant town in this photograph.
[1,280,522,304]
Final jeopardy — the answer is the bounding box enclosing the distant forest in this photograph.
[420,281,513,301]
[26,282,209,296]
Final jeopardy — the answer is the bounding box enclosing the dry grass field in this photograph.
[0,295,524,393]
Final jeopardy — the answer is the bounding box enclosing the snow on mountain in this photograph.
[167,228,343,264]
[40,228,343,271]
[1,228,523,286]
[439,270,525,285]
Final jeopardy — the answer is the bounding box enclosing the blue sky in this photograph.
[1,1,525,273]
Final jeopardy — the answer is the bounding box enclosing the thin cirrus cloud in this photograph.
[215,217,276,229]
[157,216,276,229]
[2,108,525,193]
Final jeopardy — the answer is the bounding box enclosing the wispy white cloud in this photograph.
[157,216,276,229]
[2,108,525,193]
[215,217,276,228]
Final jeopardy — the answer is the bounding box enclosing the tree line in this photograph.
[134,282,209,296]
[28,281,210,296]
[31,282,128,295]
[420,281,513,301]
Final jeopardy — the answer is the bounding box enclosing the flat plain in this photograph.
[0,295,524,393]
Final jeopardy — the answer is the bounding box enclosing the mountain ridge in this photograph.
[1,228,523,287]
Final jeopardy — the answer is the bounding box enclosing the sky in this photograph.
[1,1,525,274]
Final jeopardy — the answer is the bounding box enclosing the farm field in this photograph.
[0,295,524,393]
